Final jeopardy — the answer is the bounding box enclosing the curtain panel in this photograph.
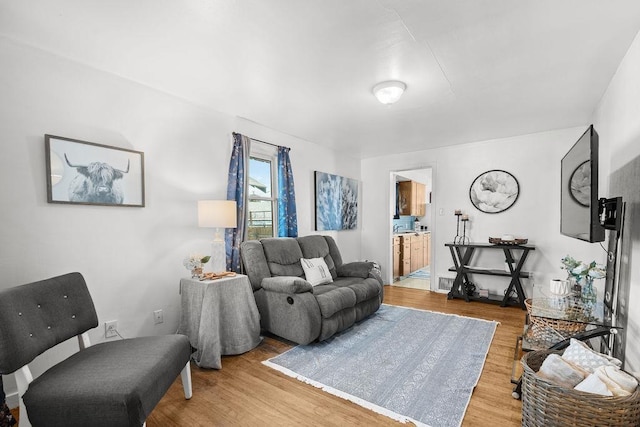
[225,133,251,272]
[226,134,298,271]
[277,146,298,237]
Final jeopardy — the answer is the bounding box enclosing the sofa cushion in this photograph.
[23,335,191,427]
[330,277,381,303]
[345,280,381,304]
[261,238,305,277]
[300,257,334,286]
[313,286,357,318]
[240,240,272,291]
[297,235,337,279]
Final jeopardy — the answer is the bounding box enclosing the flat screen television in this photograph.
[560,125,605,242]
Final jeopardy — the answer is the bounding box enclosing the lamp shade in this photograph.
[198,200,237,228]
[373,80,406,105]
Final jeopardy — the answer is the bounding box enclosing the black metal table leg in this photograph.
[502,247,532,309]
[448,246,475,301]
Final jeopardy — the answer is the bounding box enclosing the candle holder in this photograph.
[458,216,470,244]
[461,220,470,244]
[454,211,462,243]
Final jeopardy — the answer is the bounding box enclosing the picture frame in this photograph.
[45,134,145,207]
[469,169,519,214]
[314,171,358,231]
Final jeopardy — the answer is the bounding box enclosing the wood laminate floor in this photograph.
[148,286,526,426]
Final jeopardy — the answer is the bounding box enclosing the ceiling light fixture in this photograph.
[372,80,406,105]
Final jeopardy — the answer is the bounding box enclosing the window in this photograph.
[247,152,277,239]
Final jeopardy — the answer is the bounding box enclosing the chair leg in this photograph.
[181,361,192,399]
[16,366,33,427]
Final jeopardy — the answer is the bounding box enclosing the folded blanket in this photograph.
[537,353,588,389]
[575,373,613,396]
[595,365,639,396]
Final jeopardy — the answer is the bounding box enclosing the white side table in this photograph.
[177,274,261,369]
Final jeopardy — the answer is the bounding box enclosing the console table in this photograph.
[177,275,261,369]
[445,242,535,309]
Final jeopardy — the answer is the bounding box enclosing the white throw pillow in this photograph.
[562,338,622,373]
[300,257,333,286]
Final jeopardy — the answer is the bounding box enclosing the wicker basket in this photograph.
[521,350,640,426]
[524,298,588,347]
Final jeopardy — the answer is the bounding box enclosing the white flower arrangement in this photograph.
[183,254,211,271]
[560,255,605,279]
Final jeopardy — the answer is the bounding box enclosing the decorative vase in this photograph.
[191,266,203,278]
[581,276,597,303]
[570,275,582,296]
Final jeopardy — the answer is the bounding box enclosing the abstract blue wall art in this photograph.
[314,171,358,231]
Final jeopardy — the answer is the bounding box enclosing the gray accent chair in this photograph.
[241,235,384,344]
[0,272,192,427]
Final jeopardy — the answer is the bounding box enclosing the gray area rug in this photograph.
[263,304,497,427]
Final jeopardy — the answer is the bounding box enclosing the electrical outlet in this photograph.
[153,309,164,324]
[105,320,118,338]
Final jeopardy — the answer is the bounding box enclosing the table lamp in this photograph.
[198,200,237,273]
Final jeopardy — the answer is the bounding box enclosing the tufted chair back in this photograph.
[0,272,98,374]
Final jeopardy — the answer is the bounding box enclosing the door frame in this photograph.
[389,165,436,289]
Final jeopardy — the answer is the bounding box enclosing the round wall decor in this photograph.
[469,169,519,213]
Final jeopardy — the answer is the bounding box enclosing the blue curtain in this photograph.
[277,146,298,237]
[225,133,250,272]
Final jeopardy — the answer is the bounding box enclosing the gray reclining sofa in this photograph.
[240,235,383,344]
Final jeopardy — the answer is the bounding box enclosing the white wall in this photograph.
[361,128,605,296]
[593,29,640,372]
[0,36,361,404]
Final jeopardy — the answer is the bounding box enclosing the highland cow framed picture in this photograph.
[45,135,145,207]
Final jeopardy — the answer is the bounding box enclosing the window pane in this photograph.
[247,199,274,239]
[249,157,272,197]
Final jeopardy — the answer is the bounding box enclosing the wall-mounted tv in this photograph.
[560,125,605,242]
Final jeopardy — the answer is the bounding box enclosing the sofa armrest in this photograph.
[261,276,313,294]
[336,261,375,279]
[337,261,383,285]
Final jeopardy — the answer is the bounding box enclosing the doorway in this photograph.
[391,168,434,291]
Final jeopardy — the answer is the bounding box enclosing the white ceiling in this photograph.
[2,1,640,158]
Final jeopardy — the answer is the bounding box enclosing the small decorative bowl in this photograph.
[489,237,528,245]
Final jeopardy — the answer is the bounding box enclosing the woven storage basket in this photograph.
[525,298,588,347]
[521,349,640,427]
